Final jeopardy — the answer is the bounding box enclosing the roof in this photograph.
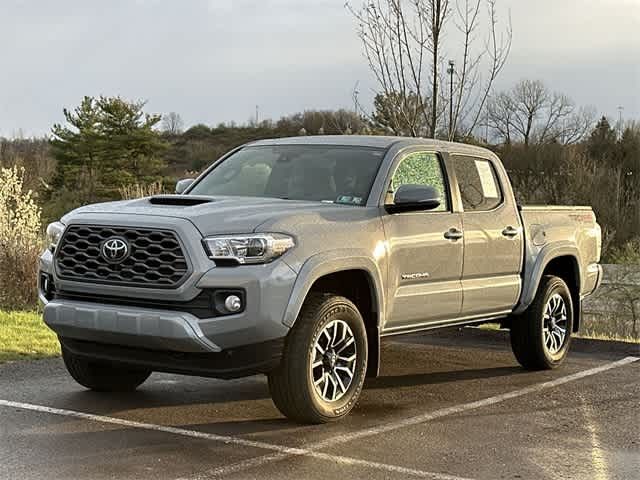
[247,135,495,158]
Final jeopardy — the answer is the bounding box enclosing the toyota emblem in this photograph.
[101,237,130,263]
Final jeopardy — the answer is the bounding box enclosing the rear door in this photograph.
[382,150,464,332]
[451,155,523,317]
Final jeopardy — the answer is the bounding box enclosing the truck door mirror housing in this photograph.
[175,178,195,194]
[388,184,441,212]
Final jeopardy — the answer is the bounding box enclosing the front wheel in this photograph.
[268,293,368,424]
[62,347,151,392]
[510,275,574,370]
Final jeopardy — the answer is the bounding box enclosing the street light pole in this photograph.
[353,81,360,114]
[618,106,624,136]
[447,60,455,140]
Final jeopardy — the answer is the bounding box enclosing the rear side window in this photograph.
[390,152,449,212]
[454,156,502,211]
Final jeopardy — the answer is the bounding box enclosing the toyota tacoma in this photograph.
[39,136,603,423]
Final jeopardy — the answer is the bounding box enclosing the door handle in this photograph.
[444,228,463,240]
[502,226,519,237]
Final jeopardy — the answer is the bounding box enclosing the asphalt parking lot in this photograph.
[1,329,638,480]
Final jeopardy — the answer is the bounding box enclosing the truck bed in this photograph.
[516,204,602,314]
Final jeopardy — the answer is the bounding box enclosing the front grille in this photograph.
[55,225,189,288]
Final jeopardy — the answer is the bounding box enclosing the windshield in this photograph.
[188,145,385,206]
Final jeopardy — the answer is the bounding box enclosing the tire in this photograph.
[268,293,368,424]
[62,347,151,392]
[510,275,574,370]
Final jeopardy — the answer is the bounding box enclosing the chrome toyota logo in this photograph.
[101,237,130,263]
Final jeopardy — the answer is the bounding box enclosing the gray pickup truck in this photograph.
[39,136,602,423]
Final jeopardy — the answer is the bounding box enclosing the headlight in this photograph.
[202,233,294,265]
[46,221,65,252]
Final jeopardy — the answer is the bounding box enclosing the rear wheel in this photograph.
[62,347,151,392]
[510,275,574,370]
[268,293,368,424]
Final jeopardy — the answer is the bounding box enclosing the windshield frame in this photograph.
[185,144,388,206]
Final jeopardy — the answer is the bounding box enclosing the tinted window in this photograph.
[390,152,448,211]
[189,145,385,205]
[454,156,502,211]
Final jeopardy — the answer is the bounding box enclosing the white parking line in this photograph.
[311,355,639,448]
[0,356,637,480]
[0,398,309,454]
[0,399,471,480]
[185,450,473,480]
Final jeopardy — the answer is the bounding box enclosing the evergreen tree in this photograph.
[50,96,167,204]
[586,116,617,163]
[618,123,640,175]
[372,92,429,137]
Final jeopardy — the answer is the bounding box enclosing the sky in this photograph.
[0,0,638,137]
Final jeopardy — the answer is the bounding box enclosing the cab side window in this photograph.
[454,156,502,211]
[390,152,449,212]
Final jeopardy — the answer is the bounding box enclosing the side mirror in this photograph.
[388,184,441,212]
[175,178,195,194]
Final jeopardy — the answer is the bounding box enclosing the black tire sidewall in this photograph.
[303,299,368,419]
[62,346,150,391]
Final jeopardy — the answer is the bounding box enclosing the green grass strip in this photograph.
[0,310,60,363]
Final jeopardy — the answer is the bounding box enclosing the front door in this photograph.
[382,151,464,332]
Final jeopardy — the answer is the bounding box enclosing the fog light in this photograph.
[224,295,242,313]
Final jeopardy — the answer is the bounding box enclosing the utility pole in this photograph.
[255,105,259,126]
[617,106,624,137]
[353,81,360,114]
[447,60,455,140]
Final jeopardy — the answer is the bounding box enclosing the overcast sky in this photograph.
[1,0,638,137]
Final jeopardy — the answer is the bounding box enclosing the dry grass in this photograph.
[118,181,165,200]
[0,310,60,363]
[477,322,640,343]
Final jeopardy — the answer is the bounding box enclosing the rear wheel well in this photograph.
[541,256,581,332]
[308,270,379,377]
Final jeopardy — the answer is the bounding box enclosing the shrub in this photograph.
[0,166,43,310]
[604,237,640,265]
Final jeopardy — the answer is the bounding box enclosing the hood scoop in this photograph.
[148,195,214,207]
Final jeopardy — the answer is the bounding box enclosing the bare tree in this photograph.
[510,80,548,146]
[348,1,432,136]
[347,0,511,139]
[488,80,595,145]
[455,0,511,139]
[486,91,514,143]
[328,109,364,134]
[427,0,450,137]
[161,112,184,135]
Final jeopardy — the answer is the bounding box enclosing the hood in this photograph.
[62,194,357,236]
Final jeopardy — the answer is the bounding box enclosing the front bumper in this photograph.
[43,298,221,353]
